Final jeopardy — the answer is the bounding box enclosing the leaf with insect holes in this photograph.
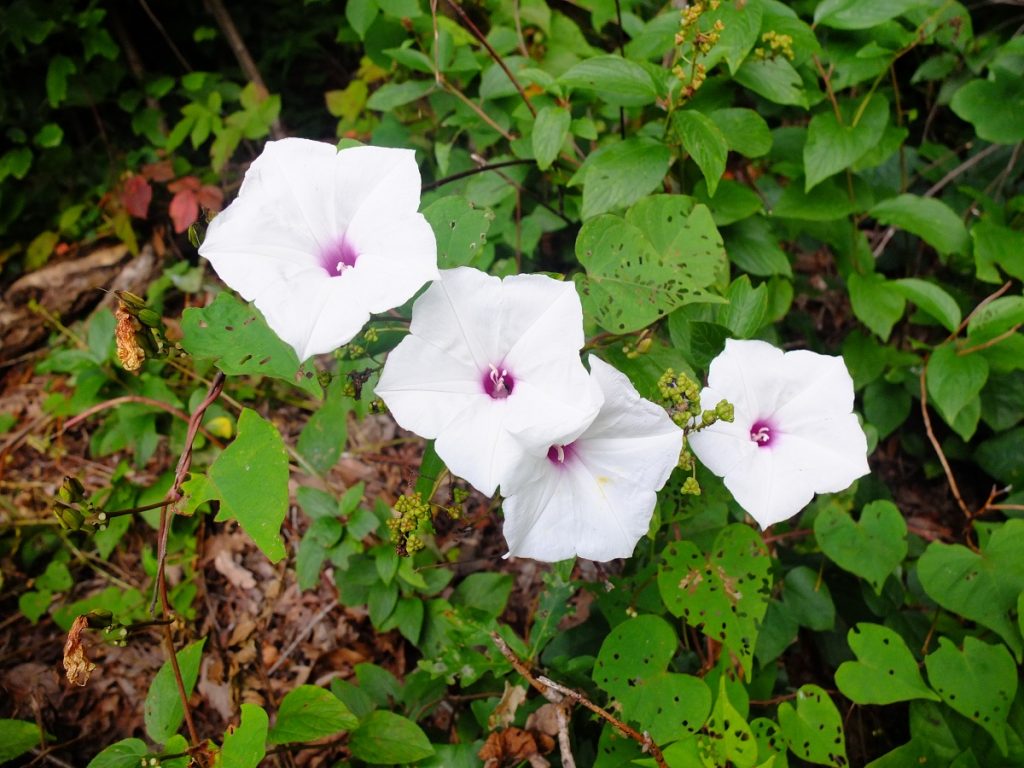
[835,623,938,705]
[592,615,712,745]
[778,685,848,767]
[180,292,322,397]
[697,677,757,768]
[656,524,772,678]
[575,195,727,334]
[925,637,1017,753]
[421,195,493,269]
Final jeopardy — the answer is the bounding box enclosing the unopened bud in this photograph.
[681,477,701,495]
[714,399,734,422]
[54,504,86,531]
[85,609,114,629]
[136,308,162,328]
[58,476,86,504]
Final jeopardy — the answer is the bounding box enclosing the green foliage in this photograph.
[0,719,44,764]
[8,0,1024,764]
[144,638,206,744]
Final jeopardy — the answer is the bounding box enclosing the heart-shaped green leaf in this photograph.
[917,519,1024,659]
[835,623,939,705]
[698,677,758,768]
[576,195,726,334]
[925,637,1017,754]
[814,500,907,592]
[657,524,772,678]
[778,685,848,767]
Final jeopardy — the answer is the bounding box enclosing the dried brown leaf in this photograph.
[63,615,97,686]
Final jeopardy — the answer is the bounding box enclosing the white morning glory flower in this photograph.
[687,339,870,529]
[198,138,438,362]
[375,267,602,497]
[500,356,684,562]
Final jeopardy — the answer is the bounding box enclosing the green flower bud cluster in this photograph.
[657,368,702,427]
[363,327,379,344]
[387,492,433,556]
[621,333,653,359]
[53,476,107,532]
[681,476,701,495]
[755,30,795,61]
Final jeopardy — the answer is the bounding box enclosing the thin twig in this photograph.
[202,0,285,138]
[443,0,536,116]
[138,0,192,72]
[422,159,534,192]
[490,632,668,768]
[918,363,972,520]
[60,395,223,446]
[267,602,336,675]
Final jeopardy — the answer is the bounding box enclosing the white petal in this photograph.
[686,385,759,479]
[721,448,817,529]
[239,138,341,246]
[504,357,602,451]
[434,398,523,496]
[770,350,856,428]
[408,268,503,370]
[500,356,684,562]
[344,212,439,313]
[335,145,424,230]
[774,413,870,493]
[500,275,586,365]
[705,339,789,417]
[375,334,482,438]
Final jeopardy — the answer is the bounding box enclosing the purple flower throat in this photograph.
[484,364,514,399]
[320,237,358,276]
[750,419,775,448]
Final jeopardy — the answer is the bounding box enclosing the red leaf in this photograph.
[197,185,224,212]
[167,175,201,194]
[121,175,153,219]
[169,188,199,233]
[141,160,174,182]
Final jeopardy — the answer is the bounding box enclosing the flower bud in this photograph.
[85,609,114,630]
[54,504,86,531]
[715,399,734,422]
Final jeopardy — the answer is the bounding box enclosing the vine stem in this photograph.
[61,395,223,445]
[443,0,536,116]
[490,632,668,768]
[151,370,226,751]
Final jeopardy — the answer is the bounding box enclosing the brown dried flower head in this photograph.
[63,615,97,686]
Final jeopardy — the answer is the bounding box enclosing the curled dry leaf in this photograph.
[479,727,555,768]
[114,303,144,372]
[63,615,97,686]
[488,682,528,730]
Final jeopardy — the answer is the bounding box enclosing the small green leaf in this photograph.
[724,275,769,339]
[46,55,77,107]
[674,110,729,196]
[734,56,807,107]
[451,573,514,618]
[33,122,64,149]
[180,293,322,397]
[836,624,938,704]
[348,710,435,764]
[967,296,1024,343]
[847,273,905,341]
[532,105,571,171]
[925,637,1017,753]
[891,277,962,332]
[297,387,351,474]
[85,738,148,768]
[870,195,970,257]
[268,685,358,744]
[778,685,848,767]
[917,519,1024,659]
[782,566,835,632]
[710,108,772,158]
[804,95,889,191]
[366,80,434,111]
[216,704,268,768]
[422,195,493,269]
[578,138,672,219]
[184,410,289,562]
[814,500,908,593]
[951,73,1024,144]
[0,719,44,763]
[724,217,791,277]
[927,343,989,432]
[593,614,676,699]
[698,677,757,768]
[144,638,206,744]
[815,0,931,29]
[657,524,772,677]
[558,55,659,107]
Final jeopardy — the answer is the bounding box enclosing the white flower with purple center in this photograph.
[499,356,684,562]
[687,339,870,529]
[198,138,438,362]
[375,267,602,497]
